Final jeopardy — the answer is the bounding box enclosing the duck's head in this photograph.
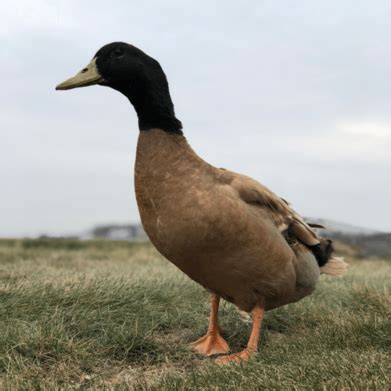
[56,42,182,134]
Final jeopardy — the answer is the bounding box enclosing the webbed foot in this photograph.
[191,332,230,356]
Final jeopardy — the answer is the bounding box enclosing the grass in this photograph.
[0,239,390,390]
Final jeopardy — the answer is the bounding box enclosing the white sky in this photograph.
[1,0,390,237]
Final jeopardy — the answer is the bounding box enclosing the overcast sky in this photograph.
[1,0,390,237]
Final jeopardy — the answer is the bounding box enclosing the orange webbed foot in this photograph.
[215,348,254,365]
[190,332,230,356]
[215,304,264,366]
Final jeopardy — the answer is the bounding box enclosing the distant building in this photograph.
[91,224,147,241]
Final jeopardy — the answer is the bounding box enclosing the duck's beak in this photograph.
[56,58,104,90]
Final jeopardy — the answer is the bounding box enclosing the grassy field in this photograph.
[0,239,389,390]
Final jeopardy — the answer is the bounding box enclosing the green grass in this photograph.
[0,239,390,390]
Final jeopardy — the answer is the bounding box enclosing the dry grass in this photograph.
[0,239,390,389]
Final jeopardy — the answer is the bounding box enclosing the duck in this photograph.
[56,42,347,365]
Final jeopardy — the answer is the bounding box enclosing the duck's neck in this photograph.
[118,69,183,134]
[135,129,200,175]
[134,90,182,134]
[134,129,204,216]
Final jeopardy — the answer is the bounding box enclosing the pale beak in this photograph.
[56,58,104,90]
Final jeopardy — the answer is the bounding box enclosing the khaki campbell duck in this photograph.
[56,42,347,365]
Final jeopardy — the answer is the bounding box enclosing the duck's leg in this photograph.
[190,294,230,356]
[215,303,264,365]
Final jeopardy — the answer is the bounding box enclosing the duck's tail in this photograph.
[286,220,347,276]
[310,239,348,276]
[320,256,348,276]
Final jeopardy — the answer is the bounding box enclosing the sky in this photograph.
[1,0,390,237]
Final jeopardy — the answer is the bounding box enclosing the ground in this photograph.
[0,239,389,390]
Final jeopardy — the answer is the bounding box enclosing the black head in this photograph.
[94,43,158,89]
[56,42,183,134]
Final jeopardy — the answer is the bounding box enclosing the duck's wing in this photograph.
[218,169,321,247]
[217,168,347,276]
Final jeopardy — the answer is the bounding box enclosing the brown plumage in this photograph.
[56,42,348,364]
[135,129,345,311]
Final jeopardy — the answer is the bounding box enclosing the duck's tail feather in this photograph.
[320,256,348,276]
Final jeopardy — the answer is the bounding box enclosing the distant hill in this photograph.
[305,217,381,236]
[305,218,390,258]
[340,233,391,258]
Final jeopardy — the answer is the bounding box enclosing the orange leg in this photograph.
[215,304,264,365]
[190,294,230,356]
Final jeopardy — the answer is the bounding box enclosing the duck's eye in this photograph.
[111,48,124,58]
